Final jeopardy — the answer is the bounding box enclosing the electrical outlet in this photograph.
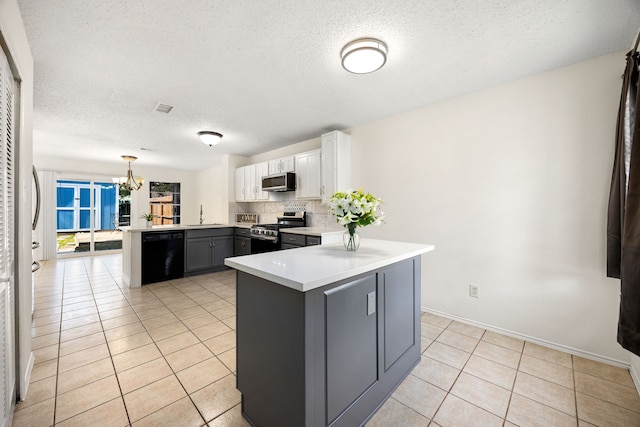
[469,284,479,298]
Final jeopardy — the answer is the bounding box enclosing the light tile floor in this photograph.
[12,254,640,426]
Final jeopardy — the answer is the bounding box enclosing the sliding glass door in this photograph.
[56,179,120,255]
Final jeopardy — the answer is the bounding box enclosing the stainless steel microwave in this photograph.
[262,172,296,192]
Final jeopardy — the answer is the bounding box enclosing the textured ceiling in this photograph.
[17,0,640,171]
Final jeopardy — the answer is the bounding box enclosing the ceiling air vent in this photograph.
[153,102,174,114]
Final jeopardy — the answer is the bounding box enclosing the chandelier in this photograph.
[115,155,144,191]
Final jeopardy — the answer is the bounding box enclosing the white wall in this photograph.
[1,0,35,400]
[348,51,628,362]
[34,156,198,227]
[195,154,232,224]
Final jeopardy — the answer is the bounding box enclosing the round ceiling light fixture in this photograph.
[198,131,223,147]
[341,38,388,74]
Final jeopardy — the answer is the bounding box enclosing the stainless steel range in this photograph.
[250,211,306,253]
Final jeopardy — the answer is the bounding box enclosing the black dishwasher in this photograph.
[142,231,185,285]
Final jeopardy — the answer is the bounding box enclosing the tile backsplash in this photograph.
[230,200,338,228]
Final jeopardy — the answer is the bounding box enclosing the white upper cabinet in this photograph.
[235,167,245,201]
[268,156,295,175]
[321,130,351,204]
[235,131,349,203]
[255,162,269,200]
[295,150,322,200]
[244,165,256,201]
[235,162,270,202]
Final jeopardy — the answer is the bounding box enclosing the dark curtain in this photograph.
[607,42,640,356]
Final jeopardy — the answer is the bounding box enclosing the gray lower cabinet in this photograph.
[306,235,321,246]
[185,228,234,274]
[281,232,321,249]
[234,228,252,256]
[236,256,421,426]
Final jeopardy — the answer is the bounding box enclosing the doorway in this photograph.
[56,179,121,255]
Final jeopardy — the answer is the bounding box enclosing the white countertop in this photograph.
[225,239,435,292]
[279,227,344,237]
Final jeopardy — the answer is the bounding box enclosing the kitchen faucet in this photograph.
[199,205,204,225]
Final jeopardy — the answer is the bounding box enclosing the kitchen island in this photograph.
[225,239,434,427]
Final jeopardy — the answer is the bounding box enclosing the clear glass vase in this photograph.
[343,224,360,251]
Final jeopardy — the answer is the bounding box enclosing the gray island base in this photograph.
[225,239,434,427]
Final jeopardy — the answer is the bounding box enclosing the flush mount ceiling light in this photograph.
[116,155,144,191]
[341,38,388,74]
[198,131,223,147]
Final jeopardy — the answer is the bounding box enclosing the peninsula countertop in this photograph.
[225,239,435,292]
[120,223,253,232]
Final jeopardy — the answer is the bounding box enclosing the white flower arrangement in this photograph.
[328,189,385,233]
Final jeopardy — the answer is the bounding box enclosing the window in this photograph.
[56,181,100,231]
[56,180,119,253]
[149,182,181,225]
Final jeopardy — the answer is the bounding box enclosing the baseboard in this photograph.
[421,307,630,369]
[630,361,640,396]
[20,351,34,400]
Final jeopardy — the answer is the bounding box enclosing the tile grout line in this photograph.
[571,355,579,427]
[428,319,471,423]
[50,258,70,426]
[503,337,524,426]
[32,259,62,427]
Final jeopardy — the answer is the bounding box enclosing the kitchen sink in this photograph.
[187,223,223,227]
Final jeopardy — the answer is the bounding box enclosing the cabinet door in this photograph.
[280,233,305,246]
[306,151,321,199]
[321,133,336,203]
[268,157,294,174]
[281,156,295,172]
[268,159,282,175]
[382,259,416,371]
[294,154,307,198]
[185,237,213,271]
[235,237,250,256]
[235,167,245,201]
[321,131,351,204]
[295,150,321,199]
[256,162,270,201]
[246,166,257,201]
[325,274,378,424]
[213,236,234,267]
